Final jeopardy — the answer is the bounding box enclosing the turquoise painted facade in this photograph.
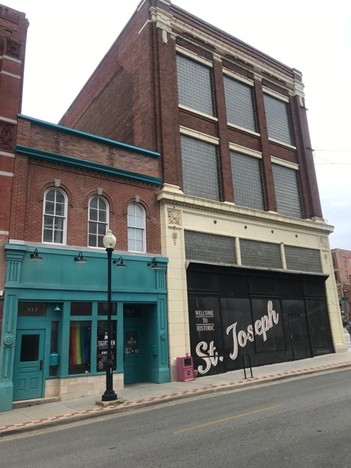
[0,243,170,411]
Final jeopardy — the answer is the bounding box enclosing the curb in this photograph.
[1,362,350,437]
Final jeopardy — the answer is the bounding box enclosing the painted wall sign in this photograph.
[195,300,279,375]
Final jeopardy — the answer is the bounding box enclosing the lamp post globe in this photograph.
[101,229,118,402]
[103,229,116,249]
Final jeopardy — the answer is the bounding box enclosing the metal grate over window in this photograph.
[272,164,303,218]
[185,231,236,265]
[240,239,282,269]
[263,94,293,145]
[230,151,265,210]
[285,246,322,273]
[181,135,221,201]
[176,54,214,116]
[224,77,257,132]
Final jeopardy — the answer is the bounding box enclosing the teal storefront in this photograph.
[0,244,170,411]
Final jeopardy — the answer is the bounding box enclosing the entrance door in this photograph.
[124,325,143,384]
[14,330,45,401]
[288,316,312,360]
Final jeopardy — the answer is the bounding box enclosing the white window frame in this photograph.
[42,188,68,245]
[127,202,146,253]
[88,196,109,248]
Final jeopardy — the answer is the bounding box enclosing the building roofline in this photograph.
[18,114,160,159]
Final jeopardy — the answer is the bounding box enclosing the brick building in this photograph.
[0,0,345,410]
[0,5,170,411]
[61,0,344,377]
[332,249,351,318]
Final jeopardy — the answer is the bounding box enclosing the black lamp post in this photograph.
[101,229,118,402]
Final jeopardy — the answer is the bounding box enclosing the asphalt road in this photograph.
[1,369,351,468]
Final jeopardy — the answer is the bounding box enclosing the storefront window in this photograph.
[69,321,91,374]
[71,302,92,316]
[251,298,284,352]
[98,302,117,316]
[96,320,117,372]
[49,321,59,377]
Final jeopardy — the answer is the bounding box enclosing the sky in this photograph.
[4,0,351,250]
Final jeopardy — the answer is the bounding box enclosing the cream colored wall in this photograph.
[158,184,346,379]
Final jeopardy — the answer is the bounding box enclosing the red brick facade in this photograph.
[0,5,28,290]
[60,0,323,221]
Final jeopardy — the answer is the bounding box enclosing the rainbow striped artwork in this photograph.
[69,322,90,366]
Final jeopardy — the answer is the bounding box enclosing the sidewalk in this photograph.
[1,340,351,437]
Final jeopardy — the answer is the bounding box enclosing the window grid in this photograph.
[88,197,108,248]
[285,246,322,273]
[230,151,265,210]
[176,54,214,116]
[181,136,221,201]
[128,202,146,252]
[185,231,236,265]
[272,164,303,218]
[224,76,257,131]
[263,94,293,145]
[240,239,282,269]
[42,188,67,244]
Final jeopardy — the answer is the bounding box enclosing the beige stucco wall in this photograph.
[158,184,345,380]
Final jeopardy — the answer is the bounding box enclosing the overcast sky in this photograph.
[4,0,351,250]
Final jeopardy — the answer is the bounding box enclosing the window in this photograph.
[285,246,322,273]
[128,202,146,252]
[230,151,265,210]
[263,94,294,145]
[272,164,302,218]
[240,239,282,269]
[185,231,236,265]
[181,135,220,201]
[176,54,214,116]
[88,196,108,247]
[42,188,67,244]
[69,321,91,374]
[224,77,257,132]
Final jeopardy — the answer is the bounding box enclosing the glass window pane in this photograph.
[20,335,39,361]
[264,94,293,145]
[224,77,257,131]
[71,302,92,316]
[184,230,236,265]
[272,164,302,218]
[69,321,91,374]
[181,136,220,201]
[177,54,214,116]
[230,151,265,210]
[240,239,282,269]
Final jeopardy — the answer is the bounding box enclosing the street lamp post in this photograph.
[102,229,118,402]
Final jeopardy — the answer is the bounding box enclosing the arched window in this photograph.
[128,202,146,252]
[88,196,109,248]
[42,188,67,244]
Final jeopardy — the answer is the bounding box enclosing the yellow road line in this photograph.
[174,404,281,434]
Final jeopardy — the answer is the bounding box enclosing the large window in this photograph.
[128,202,146,252]
[272,163,302,218]
[263,94,294,145]
[42,188,67,244]
[176,54,214,116]
[181,135,220,201]
[88,196,108,247]
[224,77,257,132]
[230,151,265,210]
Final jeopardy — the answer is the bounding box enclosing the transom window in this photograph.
[263,94,294,145]
[128,202,146,252]
[230,151,265,210]
[42,188,67,244]
[176,54,214,116]
[88,196,108,248]
[224,77,257,132]
[272,163,302,218]
[181,135,220,201]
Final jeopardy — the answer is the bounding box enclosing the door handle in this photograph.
[39,360,43,371]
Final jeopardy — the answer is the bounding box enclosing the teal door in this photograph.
[124,323,143,384]
[14,330,45,401]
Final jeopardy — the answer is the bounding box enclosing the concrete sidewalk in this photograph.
[1,342,351,437]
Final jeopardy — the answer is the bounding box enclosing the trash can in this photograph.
[176,354,195,382]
